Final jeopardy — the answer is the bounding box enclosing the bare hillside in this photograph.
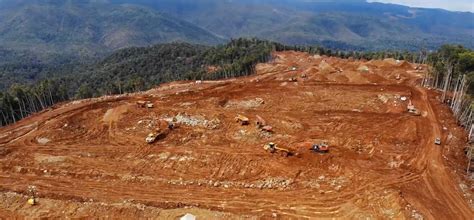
[0,51,472,219]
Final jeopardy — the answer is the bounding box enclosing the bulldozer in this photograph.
[235,114,250,125]
[264,142,294,157]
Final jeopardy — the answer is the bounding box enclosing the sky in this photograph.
[367,0,474,12]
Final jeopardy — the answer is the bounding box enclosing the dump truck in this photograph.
[235,114,250,125]
[264,142,294,157]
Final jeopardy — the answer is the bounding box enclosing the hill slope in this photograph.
[0,0,223,62]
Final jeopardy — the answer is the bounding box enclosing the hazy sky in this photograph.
[367,0,474,12]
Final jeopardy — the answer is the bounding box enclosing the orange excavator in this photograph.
[311,142,329,153]
[256,115,273,132]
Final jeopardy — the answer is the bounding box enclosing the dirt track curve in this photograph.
[0,51,472,219]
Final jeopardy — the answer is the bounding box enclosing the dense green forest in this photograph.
[0,39,274,125]
[1,39,473,126]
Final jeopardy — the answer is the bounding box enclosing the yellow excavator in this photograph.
[235,114,250,125]
[263,142,294,157]
[26,186,37,206]
[146,120,173,144]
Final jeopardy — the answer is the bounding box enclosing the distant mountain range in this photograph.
[0,0,472,59]
[112,0,473,50]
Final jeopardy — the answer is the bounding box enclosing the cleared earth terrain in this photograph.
[0,51,472,219]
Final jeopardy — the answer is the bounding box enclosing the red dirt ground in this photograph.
[0,51,472,219]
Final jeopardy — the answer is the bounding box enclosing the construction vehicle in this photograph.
[261,125,273,133]
[137,101,154,108]
[145,120,173,144]
[235,114,250,125]
[407,100,421,116]
[435,138,441,145]
[408,108,421,116]
[256,115,266,128]
[146,132,160,144]
[311,142,329,153]
[255,115,273,132]
[264,142,294,157]
[26,186,37,206]
[289,77,297,82]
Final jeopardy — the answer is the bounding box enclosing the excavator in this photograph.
[311,142,329,153]
[256,115,273,132]
[264,142,294,157]
[235,114,250,125]
[146,120,173,144]
[26,186,38,206]
[407,100,421,116]
[136,100,154,108]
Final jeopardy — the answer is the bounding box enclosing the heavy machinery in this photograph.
[407,100,421,116]
[26,186,37,206]
[146,132,160,144]
[261,125,273,133]
[435,138,441,145]
[235,114,250,125]
[137,101,154,108]
[311,142,329,153]
[255,115,272,132]
[408,108,421,116]
[256,115,266,128]
[145,120,173,144]
[264,142,294,157]
[255,115,273,132]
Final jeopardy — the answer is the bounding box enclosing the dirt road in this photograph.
[0,51,472,219]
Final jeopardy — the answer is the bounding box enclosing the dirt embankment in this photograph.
[0,51,472,219]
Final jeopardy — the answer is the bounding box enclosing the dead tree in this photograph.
[441,61,454,102]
